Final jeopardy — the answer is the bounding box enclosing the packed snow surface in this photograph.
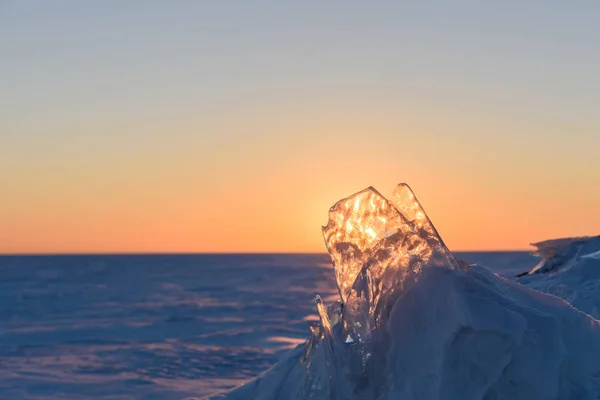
[0,252,536,399]
[210,185,600,400]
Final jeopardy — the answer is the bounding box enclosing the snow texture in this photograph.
[518,236,600,319]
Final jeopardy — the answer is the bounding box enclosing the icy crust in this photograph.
[525,236,600,275]
[518,235,600,319]
[211,265,600,400]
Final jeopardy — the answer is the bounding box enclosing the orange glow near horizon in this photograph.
[2,141,599,255]
[3,3,600,254]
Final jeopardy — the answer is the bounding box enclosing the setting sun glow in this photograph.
[1,3,599,254]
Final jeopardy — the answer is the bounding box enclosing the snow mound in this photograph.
[211,265,600,400]
[205,186,600,400]
[518,236,600,319]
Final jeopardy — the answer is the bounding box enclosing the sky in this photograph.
[1,1,599,254]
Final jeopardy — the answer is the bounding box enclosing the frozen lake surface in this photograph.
[0,252,538,400]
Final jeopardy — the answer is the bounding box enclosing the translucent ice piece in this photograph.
[322,184,458,341]
[322,187,412,305]
[390,183,458,269]
[390,183,441,240]
[314,295,332,338]
[327,300,343,328]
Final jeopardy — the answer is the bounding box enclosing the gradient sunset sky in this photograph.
[1,2,599,254]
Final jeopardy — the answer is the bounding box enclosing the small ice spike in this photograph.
[314,295,332,337]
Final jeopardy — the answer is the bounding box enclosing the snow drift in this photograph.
[518,236,600,319]
[205,185,600,400]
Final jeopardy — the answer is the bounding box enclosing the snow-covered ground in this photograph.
[0,252,536,400]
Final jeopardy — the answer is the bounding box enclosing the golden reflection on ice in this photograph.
[322,187,410,304]
[322,183,458,341]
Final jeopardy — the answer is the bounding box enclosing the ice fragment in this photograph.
[322,183,458,341]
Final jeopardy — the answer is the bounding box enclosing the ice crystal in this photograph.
[321,183,458,341]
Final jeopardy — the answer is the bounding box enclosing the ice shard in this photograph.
[389,183,458,269]
[314,295,332,338]
[322,183,458,341]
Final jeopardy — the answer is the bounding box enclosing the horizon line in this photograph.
[0,248,535,257]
